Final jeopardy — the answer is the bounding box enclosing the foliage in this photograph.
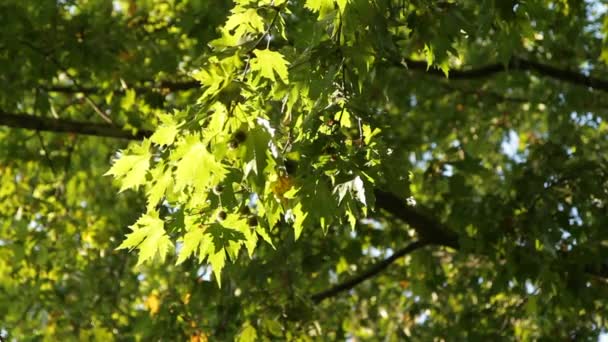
[2,0,608,340]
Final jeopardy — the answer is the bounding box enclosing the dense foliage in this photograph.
[2,0,608,340]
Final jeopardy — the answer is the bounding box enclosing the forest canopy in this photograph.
[2,0,608,340]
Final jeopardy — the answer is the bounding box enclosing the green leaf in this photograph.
[146,164,173,210]
[263,319,283,337]
[292,202,308,240]
[335,0,348,13]
[150,115,179,146]
[176,229,204,265]
[208,248,226,287]
[117,211,173,266]
[423,44,434,69]
[174,136,227,192]
[225,8,265,39]
[105,141,151,192]
[256,226,275,249]
[237,321,258,342]
[121,89,136,110]
[221,213,252,257]
[305,0,335,18]
[334,176,366,205]
[250,49,290,83]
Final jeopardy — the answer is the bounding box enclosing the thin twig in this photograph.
[310,240,429,303]
[84,96,113,123]
[35,131,57,176]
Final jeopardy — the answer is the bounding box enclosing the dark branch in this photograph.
[398,57,608,92]
[0,111,152,140]
[374,189,459,248]
[3,111,607,287]
[42,80,200,95]
[373,190,608,282]
[42,56,608,97]
[311,240,429,303]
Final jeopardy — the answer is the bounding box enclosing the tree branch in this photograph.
[397,57,608,92]
[3,111,607,287]
[374,189,459,248]
[310,240,429,303]
[0,111,152,140]
[42,80,200,95]
[373,190,608,281]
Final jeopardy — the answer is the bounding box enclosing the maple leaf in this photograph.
[305,0,336,18]
[150,114,179,146]
[105,140,151,192]
[117,211,173,266]
[250,49,290,83]
[176,229,204,265]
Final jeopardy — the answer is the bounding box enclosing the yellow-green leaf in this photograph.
[237,321,258,342]
[176,229,204,265]
[250,49,290,83]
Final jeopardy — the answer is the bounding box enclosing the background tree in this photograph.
[1,0,608,340]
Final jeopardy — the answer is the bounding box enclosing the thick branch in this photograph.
[311,240,429,303]
[0,111,152,140]
[374,189,459,248]
[3,111,607,291]
[399,57,608,92]
[42,80,200,95]
[42,56,608,97]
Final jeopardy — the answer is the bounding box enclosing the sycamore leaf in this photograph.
[146,166,173,210]
[362,124,381,145]
[121,89,136,110]
[117,211,173,266]
[346,204,357,230]
[242,126,271,182]
[292,202,308,240]
[424,44,434,69]
[220,214,249,259]
[155,235,173,263]
[105,140,151,192]
[305,0,335,18]
[116,225,149,251]
[250,49,290,83]
[334,176,366,205]
[176,229,204,265]
[192,224,247,287]
[208,249,226,287]
[198,233,215,264]
[174,137,227,192]
[256,226,275,249]
[237,321,258,342]
[243,229,257,258]
[225,8,265,39]
[150,117,179,146]
[336,0,349,13]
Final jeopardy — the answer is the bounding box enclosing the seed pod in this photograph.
[284,159,297,175]
[216,210,227,222]
[213,185,224,195]
[233,130,247,143]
